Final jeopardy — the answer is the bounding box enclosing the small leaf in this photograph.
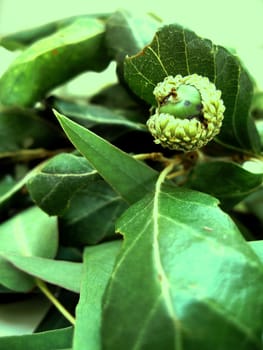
[73,241,121,350]
[187,161,263,209]
[0,206,58,292]
[59,178,128,246]
[2,254,82,293]
[124,24,260,153]
[0,17,110,107]
[54,111,158,204]
[27,153,97,215]
[102,185,263,349]
[0,327,73,350]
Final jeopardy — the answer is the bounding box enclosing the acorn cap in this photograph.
[147,74,225,151]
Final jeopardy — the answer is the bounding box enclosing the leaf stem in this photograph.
[35,278,76,325]
[156,161,176,189]
[133,152,182,166]
[133,152,169,162]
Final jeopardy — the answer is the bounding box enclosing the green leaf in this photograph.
[73,241,121,350]
[59,178,128,246]
[27,153,128,245]
[53,98,146,132]
[0,17,110,107]
[0,327,73,350]
[0,206,58,292]
[0,106,64,153]
[102,183,263,349]
[1,255,82,293]
[124,24,260,153]
[105,9,160,80]
[54,111,158,204]
[187,161,263,209]
[27,153,97,215]
[248,241,263,264]
[0,14,110,51]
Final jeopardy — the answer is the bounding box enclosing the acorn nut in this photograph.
[146,74,225,152]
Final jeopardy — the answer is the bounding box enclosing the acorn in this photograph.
[146,74,225,152]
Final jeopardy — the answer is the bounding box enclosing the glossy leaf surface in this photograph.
[0,14,109,50]
[102,184,263,349]
[27,153,97,215]
[0,17,110,107]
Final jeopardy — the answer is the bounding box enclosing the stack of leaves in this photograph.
[0,9,263,350]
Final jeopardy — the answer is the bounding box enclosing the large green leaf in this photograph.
[0,327,73,350]
[27,153,97,215]
[187,161,263,209]
[1,254,82,293]
[0,106,64,153]
[73,241,121,350]
[102,183,263,349]
[0,17,110,107]
[55,111,158,204]
[0,14,110,51]
[124,24,260,153]
[59,178,127,246]
[0,206,58,292]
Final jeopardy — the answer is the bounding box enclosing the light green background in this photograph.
[0,0,263,90]
[0,0,262,336]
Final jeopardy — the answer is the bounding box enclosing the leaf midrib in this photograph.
[153,174,182,349]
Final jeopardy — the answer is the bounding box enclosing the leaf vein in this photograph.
[182,29,190,75]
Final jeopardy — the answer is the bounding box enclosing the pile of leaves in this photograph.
[0,9,263,350]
